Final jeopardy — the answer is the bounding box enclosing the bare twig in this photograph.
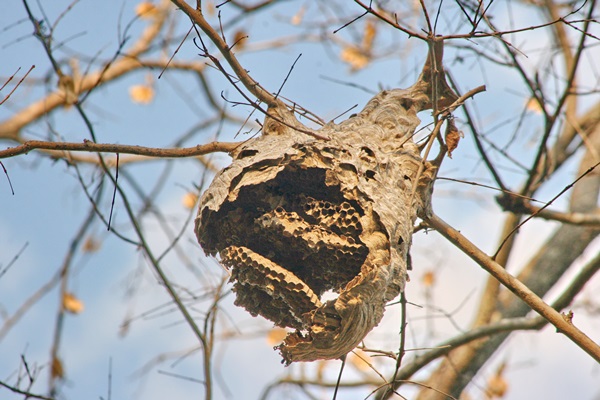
[0,379,55,400]
[0,242,28,280]
[384,292,408,398]
[0,65,35,106]
[171,0,282,108]
[0,1,174,139]
[0,160,14,194]
[495,160,600,257]
[353,0,425,39]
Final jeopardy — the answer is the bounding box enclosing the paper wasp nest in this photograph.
[195,49,457,364]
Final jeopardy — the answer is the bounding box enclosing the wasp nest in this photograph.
[196,47,457,364]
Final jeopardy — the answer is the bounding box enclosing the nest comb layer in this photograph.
[195,83,443,364]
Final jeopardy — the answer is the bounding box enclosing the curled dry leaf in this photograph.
[82,235,101,253]
[348,349,371,372]
[362,20,377,52]
[63,292,84,314]
[526,97,543,114]
[266,327,288,345]
[290,5,306,25]
[204,1,215,16]
[340,47,369,71]
[195,43,458,364]
[445,117,463,158]
[340,20,376,72]
[422,270,435,287]
[232,30,248,50]
[51,356,64,379]
[135,2,159,19]
[182,192,199,209]
[486,362,509,398]
[129,84,154,104]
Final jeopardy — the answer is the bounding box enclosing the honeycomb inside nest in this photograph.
[199,166,371,330]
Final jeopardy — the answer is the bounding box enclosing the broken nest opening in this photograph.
[198,165,375,331]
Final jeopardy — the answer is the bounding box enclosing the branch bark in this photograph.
[425,213,600,362]
[416,121,600,399]
[170,0,283,108]
[0,139,240,160]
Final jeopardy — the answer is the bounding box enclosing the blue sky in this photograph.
[1,1,599,399]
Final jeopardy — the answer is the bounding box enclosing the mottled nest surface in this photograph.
[195,51,457,364]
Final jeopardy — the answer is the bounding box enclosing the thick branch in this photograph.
[425,213,600,363]
[379,248,600,399]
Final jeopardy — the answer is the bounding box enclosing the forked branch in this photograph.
[170,0,283,108]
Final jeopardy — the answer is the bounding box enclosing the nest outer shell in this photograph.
[196,88,437,364]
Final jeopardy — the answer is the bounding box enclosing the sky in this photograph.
[1,1,599,400]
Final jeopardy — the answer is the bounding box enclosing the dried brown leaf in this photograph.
[348,349,371,371]
[526,97,543,113]
[135,2,159,19]
[205,1,215,16]
[182,192,199,209]
[51,356,64,380]
[63,292,84,314]
[362,20,377,52]
[129,84,154,104]
[266,328,287,345]
[486,362,509,398]
[445,118,463,158]
[422,270,435,287]
[82,236,100,253]
[290,5,306,25]
[232,30,248,50]
[340,47,369,71]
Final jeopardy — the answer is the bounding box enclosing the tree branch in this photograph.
[0,139,240,160]
[424,213,600,362]
[379,247,600,398]
[170,0,282,108]
[0,380,55,400]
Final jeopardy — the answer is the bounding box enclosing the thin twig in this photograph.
[171,0,281,107]
[332,355,347,400]
[382,250,600,392]
[107,153,119,230]
[0,65,35,106]
[384,292,408,398]
[0,380,55,400]
[0,242,29,280]
[494,160,600,258]
[0,160,15,194]
[274,53,302,100]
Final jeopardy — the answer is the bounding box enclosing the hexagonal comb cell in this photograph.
[221,245,322,329]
